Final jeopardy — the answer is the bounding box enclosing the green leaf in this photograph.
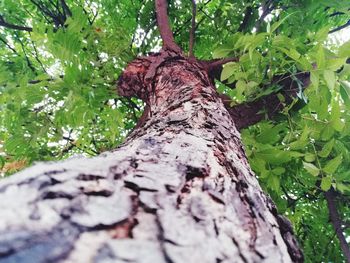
[327,58,346,71]
[268,174,281,192]
[315,26,330,42]
[318,139,334,158]
[220,62,237,81]
[271,13,294,33]
[303,161,320,177]
[316,45,325,69]
[304,153,316,162]
[340,81,350,107]
[321,177,332,191]
[213,47,231,59]
[255,148,298,165]
[336,183,350,193]
[330,100,344,132]
[323,155,342,174]
[310,71,319,90]
[338,40,350,57]
[256,123,286,144]
[321,125,334,141]
[272,167,285,175]
[323,70,336,90]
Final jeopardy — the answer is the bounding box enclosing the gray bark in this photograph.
[0,56,302,262]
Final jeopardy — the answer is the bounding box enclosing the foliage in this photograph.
[1,0,350,262]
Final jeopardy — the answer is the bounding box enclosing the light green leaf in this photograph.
[323,70,336,90]
[310,71,319,90]
[304,153,316,162]
[323,155,342,174]
[327,58,346,71]
[340,81,350,107]
[213,48,231,59]
[271,13,294,33]
[336,183,350,193]
[303,161,320,177]
[316,45,325,69]
[318,139,335,158]
[268,174,280,192]
[320,176,332,191]
[272,167,285,175]
[330,101,344,132]
[220,63,237,81]
[338,40,350,57]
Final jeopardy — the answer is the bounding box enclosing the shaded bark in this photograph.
[0,53,302,262]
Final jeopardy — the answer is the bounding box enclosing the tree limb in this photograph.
[188,0,196,57]
[324,189,350,262]
[60,0,72,17]
[0,15,33,32]
[155,0,182,53]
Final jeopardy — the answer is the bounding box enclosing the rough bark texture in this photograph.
[0,54,302,262]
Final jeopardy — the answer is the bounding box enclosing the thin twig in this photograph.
[30,39,47,73]
[188,0,196,57]
[173,0,212,37]
[15,34,36,73]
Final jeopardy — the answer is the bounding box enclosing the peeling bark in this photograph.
[0,53,302,262]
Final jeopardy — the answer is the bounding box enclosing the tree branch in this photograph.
[60,0,72,17]
[155,0,182,53]
[324,189,350,262]
[188,0,196,57]
[329,19,350,34]
[0,15,33,32]
[238,6,254,32]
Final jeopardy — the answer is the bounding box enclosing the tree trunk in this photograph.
[0,56,303,262]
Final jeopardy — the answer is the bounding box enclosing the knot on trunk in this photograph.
[117,56,153,101]
[117,51,184,102]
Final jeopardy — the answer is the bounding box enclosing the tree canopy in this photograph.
[1,0,350,262]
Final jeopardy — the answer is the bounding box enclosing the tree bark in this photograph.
[0,54,303,262]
